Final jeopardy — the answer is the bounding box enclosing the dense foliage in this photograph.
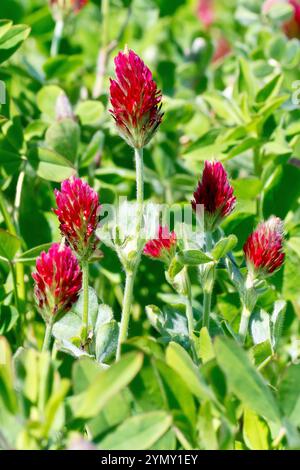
[0,0,300,450]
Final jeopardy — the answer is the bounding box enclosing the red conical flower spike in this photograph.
[32,243,82,320]
[243,216,285,276]
[54,177,101,260]
[192,160,236,231]
[144,226,177,263]
[110,49,163,149]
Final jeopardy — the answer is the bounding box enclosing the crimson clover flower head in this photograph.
[32,243,82,321]
[191,160,236,232]
[243,216,285,277]
[49,0,88,19]
[263,0,300,38]
[144,226,177,263]
[54,177,101,260]
[109,49,163,149]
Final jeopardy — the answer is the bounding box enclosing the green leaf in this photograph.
[45,119,80,163]
[68,352,143,419]
[0,306,18,334]
[76,101,104,126]
[250,310,271,345]
[243,408,270,450]
[95,320,119,363]
[156,359,196,426]
[0,229,21,261]
[167,256,184,279]
[0,24,30,63]
[211,235,238,260]
[177,249,213,266]
[99,411,172,450]
[271,300,286,350]
[0,149,22,173]
[72,357,103,394]
[198,327,215,364]
[279,364,300,427]
[0,337,18,413]
[37,85,64,120]
[166,342,215,403]
[43,55,83,80]
[256,74,283,103]
[80,131,104,167]
[35,147,76,182]
[198,401,219,450]
[15,243,52,264]
[52,311,82,343]
[251,340,273,369]
[214,337,281,424]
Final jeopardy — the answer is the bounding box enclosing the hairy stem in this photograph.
[116,147,144,360]
[202,289,212,330]
[202,231,214,330]
[82,261,89,344]
[185,270,199,363]
[116,270,135,361]
[135,147,144,238]
[51,19,64,57]
[42,319,54,352]
[238,305,251,344]
[239,271,256,344]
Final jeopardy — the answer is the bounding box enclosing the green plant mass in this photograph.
[0,0,300,451]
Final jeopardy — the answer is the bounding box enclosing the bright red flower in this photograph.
[32,243,82,320]
[243,217,285,276]
[54,177,101,259]
[110,49,163,149]
[192,161,236,231]
[197,0,214,29]
[263,0,300,38]
[144,226,177,262]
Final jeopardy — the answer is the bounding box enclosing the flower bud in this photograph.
[54,177,101,260]
[192,160,236,232]
[110,49,163,149]
[144,226,177,264]
[32,243,82,321]
[243,216,285,277]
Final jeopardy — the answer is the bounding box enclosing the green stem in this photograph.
[239,272,256,344]
[50,19,64,57]
[202,231,214,330]
[135,147,144,239]
[239,305,251,344]
[185,269,194,339]
[116,147,144,361]
[116,270,135,361]
[202,289,212,329]
[42,320,53,352]
[82,261,89,344]
[185,270,199,363]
